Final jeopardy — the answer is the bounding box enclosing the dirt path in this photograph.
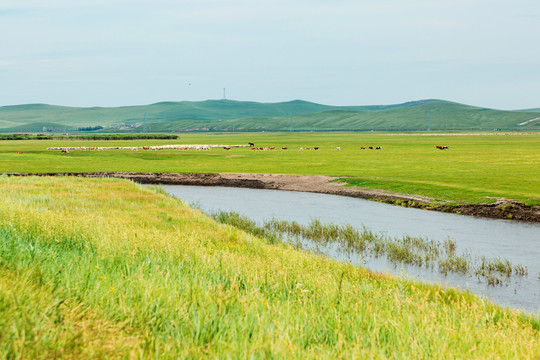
[4,172,539,222]
[517,117,540,126]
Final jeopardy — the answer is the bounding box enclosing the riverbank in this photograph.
[1,176,538,358]
[4,172,540,222]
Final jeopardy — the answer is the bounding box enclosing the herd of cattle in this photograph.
[46,143,450,154]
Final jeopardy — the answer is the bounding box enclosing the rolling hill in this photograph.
[0,99,538,132]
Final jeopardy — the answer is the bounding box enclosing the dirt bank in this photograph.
[4,172,539,222]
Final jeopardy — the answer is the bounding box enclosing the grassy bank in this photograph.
[0,176,538,358]
[1,132,539,205]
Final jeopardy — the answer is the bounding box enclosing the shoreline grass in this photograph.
[0,176,539,358]
[211,212,529,286]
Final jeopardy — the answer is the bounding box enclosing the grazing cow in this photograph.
[16,151,23,154]
[224,146,231,150]
[282,147,288,150]
[376,146,382,150]
[360,147,365,150]
[268,146,275,150]
[306,147,311,150]
[335,147,341,150]
[368,146,374,150]
[249,142,254,147]
[251,147,256,150]
[61,149,69,154]
[299,147,303,151]
[259,147,264,150]
[314,147,319,150]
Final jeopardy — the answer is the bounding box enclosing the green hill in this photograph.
[0,99,538,132]
[145,101,540,132]
[0,100,339,129]
[4,121,75,133]
[517,108,540,113]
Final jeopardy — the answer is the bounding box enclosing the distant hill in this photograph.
[0,99,538,132]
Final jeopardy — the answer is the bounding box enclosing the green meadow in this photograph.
[0,176,538,358]
[1,132,539,205]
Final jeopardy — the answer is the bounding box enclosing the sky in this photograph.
[1,0,539,110]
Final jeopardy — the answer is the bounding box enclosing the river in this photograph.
[159,185,540,314]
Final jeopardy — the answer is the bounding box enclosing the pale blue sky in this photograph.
[1,0,539,109]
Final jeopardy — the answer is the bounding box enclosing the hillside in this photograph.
[145,101,540,132]
[0,100,340,131]
[0,99,538,132]
[517,108,540,112]
[241,102,540,131]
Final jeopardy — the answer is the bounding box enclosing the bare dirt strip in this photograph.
[4,172,539,222]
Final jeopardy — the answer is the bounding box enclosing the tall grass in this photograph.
[0,176,538,358]
[211,212,528,286]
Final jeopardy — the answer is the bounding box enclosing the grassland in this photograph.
[1,132,539,206]
[0,176,538,358]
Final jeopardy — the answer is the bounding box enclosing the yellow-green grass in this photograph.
[0,176,538,358]
[1,132,539,205]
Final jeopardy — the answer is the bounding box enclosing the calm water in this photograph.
[159,185,540,314]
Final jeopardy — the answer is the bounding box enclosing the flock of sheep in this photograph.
[47,144,347,153]
[46,144,394,154]
[47,144,247,153]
